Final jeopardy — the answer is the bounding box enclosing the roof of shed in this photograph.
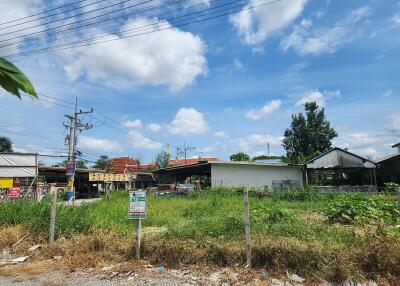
[305,147,376,169]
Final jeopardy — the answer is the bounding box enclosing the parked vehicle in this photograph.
[176,183,195,192]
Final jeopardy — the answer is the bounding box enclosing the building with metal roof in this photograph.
[375,143,400,185]
[153,160,303,190]
[304,147,377,187]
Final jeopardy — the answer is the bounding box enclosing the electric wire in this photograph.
[0,0,134,35]
[4,0,249,49]
[4,0,281,58]
[0,0,204,47]
[0,0,99,26]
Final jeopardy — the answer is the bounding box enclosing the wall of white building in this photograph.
[210,163,303,190]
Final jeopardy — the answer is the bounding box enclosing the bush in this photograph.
[384,182,399,193]
[271,188,326,202]
[251,205,295,224]
[324,195,399,225]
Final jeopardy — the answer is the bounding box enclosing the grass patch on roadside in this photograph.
[0,189,399,283]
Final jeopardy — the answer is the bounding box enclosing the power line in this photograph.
[0,128,50,140]
[0,0,199,47]
[0,0,136,37]
[0,0,96,26]
[13,0,244,48]
[4,0,282,58]
[0,0,128,33]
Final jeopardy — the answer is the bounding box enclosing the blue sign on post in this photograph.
[66,161,76,176]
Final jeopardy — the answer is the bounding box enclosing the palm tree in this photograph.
[0,137,13,152]
[0,57,36,98]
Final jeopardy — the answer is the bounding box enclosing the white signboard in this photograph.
[128,191,146,219]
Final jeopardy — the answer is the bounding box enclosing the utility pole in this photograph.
[267,142,270,156]
[176,142,195,165]
[63,98,93,205]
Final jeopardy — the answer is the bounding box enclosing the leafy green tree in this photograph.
[0,58,36,98]
[155,151,170,168]
[252,155,283,161]
[76,160,88,169]
[230,152,251,161]
[282,102,337,163]
[93,155,113,171]
[0,136,13,152]
[52,160,88,169]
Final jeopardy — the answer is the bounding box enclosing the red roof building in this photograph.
[110,157,139,173]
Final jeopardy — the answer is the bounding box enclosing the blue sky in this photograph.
[0,0,400,164]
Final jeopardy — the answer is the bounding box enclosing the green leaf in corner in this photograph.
[0,57,37,99]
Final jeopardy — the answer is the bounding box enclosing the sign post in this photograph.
[128,191,146,259]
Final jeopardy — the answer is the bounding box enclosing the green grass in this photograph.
[0,189,398,244]
[1,189,399,282]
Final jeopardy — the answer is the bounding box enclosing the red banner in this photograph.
[8,187,20,199]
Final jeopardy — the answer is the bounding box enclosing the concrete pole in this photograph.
[243,188,251,268]
[397,187,400,215]
[135,219,142,260]
[49,189,57,247]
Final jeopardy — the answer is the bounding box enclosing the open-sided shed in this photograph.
[305,148,377,187]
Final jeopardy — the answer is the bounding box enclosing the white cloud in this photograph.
[63,17,207,92]
[338,133,379,149]
[168,108,208,135]
[382,89,393,97]
[230,0,307,45]
[238,134,282,154]
[252,47,264,53]
[214,131,230,139]
[147,123,162,132]
[355,147,378,158]
[334,132,382,159]
[13,144,67,157]
[0,0,44,55]
[121,119,142,129]
[385,114,400,136]
[295,89,340,107]
[246,99,282,120]
[234,59,243,70]
[392,13,400,25]
[79,136,122,152]
[281,6,372,55]
[198,146,215,154]
[127,130,163,150]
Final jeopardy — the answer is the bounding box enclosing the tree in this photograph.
[0,137,13,152]
[230,152,251,161]
[76,160,88,169]
[155,151,170,168]
[0,58,36,98]
[252,155,283,161]
[282,102,337,163]
[93,155,113,171]
[52,160,88,169]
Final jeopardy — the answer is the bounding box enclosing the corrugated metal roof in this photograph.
[376,152,400,163]
[306,147,376,169]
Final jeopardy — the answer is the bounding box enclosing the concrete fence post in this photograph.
[49,189,57,247]
[243,188,251,268]
[397,187,400,215]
